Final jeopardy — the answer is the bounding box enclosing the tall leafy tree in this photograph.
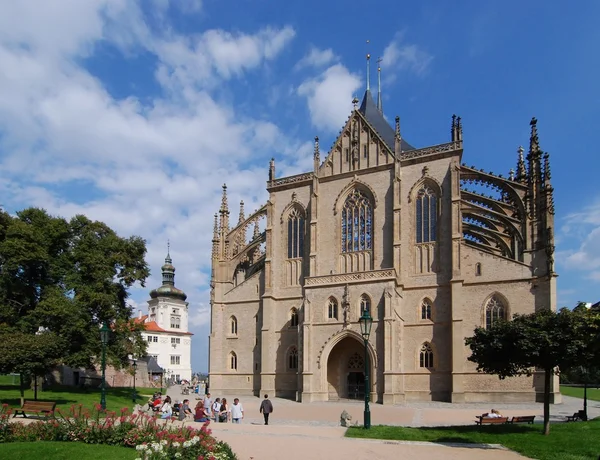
[465,308,588,435]
[0,207,150,390]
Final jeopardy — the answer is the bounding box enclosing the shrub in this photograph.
[0,404,237,459]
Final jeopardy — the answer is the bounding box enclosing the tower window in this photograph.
[416,186,438,243]
[485,295,506,329]
[290,308,299,327]
[341,189,373,253]
[419,343,434,369]
[287,208,305,259]
[328,297,338,320]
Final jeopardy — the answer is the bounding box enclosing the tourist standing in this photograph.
[203,393,213,417]
[212,398,222,422]
[230,398,244,423]
[259,394,273,425]
[219,398,229,422]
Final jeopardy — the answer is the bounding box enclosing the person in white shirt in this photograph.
[230,398,244,423]
[160,396,173,419]
[212,398,222,422]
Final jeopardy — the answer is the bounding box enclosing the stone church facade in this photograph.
[208,82,559,404]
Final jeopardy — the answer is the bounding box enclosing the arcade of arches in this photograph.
[326,336,374,400]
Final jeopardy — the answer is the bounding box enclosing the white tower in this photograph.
[144,246,193,382]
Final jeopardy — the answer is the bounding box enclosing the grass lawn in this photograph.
[0,442,138,459]
[560,385,600,402]
[0,383,164,413]
[346,418,600,460]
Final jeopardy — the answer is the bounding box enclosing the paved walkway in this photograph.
[166,385,600,459]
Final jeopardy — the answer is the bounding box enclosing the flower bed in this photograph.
[0,403,237,460]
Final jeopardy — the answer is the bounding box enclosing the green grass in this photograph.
[560,385,600,402]
[0,442,138,459]
[0,384,163,413]
[346,418,600,460]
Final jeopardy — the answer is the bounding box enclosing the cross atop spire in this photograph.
[376,57,383,113]
[366,39,371,92]
[166,239,171,262]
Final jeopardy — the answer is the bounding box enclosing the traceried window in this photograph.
[328,297,338,320]
[341,189,373,253]
[416,186,438,243]
[485,295,506,329]
[229,352,237,371]
[290,308,299,327]
[288,347,298,370]
[421,300,432,320]
[230,316,238,335]
[348,352,364,369]
[287,208,305,259]
[360,295,371,315]
[419,343,433,369]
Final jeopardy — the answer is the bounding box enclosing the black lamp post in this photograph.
[132,358,138,404]
[359,309,373,429]
[100,322,110,410]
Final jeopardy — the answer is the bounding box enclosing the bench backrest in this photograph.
[481,417,508,423]
[22,400,56,411]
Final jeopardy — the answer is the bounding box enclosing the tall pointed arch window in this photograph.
[421,300,432,320]
[341,189,373,253]
[290,308,299,327]
[287,208,305,259]
[419,343,434,369]
[230,316,238,335]
[360,295,371,315]
[229,352,237,371]
[485,295,506,329]
[288,347,298,370]
[416,186,438,243]
[328,297,338,320]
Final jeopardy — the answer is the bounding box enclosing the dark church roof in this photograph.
[358,90,415,153]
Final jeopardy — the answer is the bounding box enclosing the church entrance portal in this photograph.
[326,336,371,400]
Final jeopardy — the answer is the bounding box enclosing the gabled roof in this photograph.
[134,315,194,335]
[358,90,415,152]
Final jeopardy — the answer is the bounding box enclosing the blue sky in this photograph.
[0,1,599,373]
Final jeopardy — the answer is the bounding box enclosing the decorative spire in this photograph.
[313,136,320,160]
[161,243,175,286]
[516,146,527,183]
[509,169,515,181]
[352,96,359,110]
[211,213,219,260]
[394,116,401,155]
[543,152,551,183]
[313,136,320,173]
[238,200,245,225]
[451,114,457,141]
[456,116,463,142]
[269,158,275,182]
[366,40,371,91]
[376,57,383,113]
[253,221,260,240]
[219,184,230,232]
[529,117,540,155]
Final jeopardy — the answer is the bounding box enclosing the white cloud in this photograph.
[0,2,303,371]
[297,64,362,132]
[381,32,433,78]
[295,47,337,70]
[557,201,600,282]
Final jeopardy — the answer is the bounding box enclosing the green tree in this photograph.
[465,308,588,435]
[0,207,149,390]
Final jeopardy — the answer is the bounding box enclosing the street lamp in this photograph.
[359,308,373,429]
[132,358,138,404]
[100,322,110,410]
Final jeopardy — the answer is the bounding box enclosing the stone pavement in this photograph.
[167,385,600,460]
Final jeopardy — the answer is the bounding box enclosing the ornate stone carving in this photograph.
[305,269,395,286]
[401,141,461,160]
[342,284,350,327]
[269,172,313,188]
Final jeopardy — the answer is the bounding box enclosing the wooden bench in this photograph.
[510,415,535,424]
[475,416,509,425]
[13,400,56,418]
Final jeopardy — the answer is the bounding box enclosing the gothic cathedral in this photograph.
[208,78,558,404]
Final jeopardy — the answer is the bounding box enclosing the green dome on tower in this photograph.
[149,245,187,301]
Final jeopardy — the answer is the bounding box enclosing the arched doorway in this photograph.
[326,336,372,400]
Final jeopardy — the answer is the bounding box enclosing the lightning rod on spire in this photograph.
[366,39,371,91]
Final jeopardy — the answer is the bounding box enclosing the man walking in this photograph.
[259,394,273,425]
[230,398,244,423]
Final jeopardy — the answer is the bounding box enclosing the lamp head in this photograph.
[359,309,373,341]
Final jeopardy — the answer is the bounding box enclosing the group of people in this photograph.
[149,391,275,425]
[192,393,274,425]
